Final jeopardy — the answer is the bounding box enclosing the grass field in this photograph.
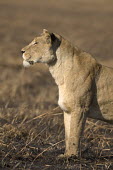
[0,0,113,169]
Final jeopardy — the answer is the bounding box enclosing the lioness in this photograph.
[21,29,113,157]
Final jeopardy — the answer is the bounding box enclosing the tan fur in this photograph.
[22,29,113,157]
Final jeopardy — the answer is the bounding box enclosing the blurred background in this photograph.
[0,0,113,169]
[0,0,113,109]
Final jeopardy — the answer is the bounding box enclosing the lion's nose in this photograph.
[21,50,25,54]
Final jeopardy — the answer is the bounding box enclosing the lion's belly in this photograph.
[89,102,113,123]
[89,87,113,122]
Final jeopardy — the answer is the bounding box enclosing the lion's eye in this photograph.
[34,42,38,45]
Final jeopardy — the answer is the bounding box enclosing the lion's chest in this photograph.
[58,97,68,112]
[58,86,71,112]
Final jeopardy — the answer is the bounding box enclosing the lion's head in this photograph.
[21,29,61,67]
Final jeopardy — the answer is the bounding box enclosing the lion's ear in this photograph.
[46,33,56,44]
[42,29,51,44]
[43,29,49,34]
[50,33,56,44]
[43,29,56,44]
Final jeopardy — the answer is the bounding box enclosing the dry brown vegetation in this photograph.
[0,0,113,169]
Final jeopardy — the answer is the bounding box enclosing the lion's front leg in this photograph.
[64,111,71,154]
[65,108,87,157]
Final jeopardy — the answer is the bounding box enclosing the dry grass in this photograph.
[0,0,113,169]
[1,105,113,169]
[0,66,113,170]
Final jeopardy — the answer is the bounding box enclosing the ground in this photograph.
[0,0,113,169]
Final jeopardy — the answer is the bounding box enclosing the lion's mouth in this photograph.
[23,60,34,67]
[28,61,34,65]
